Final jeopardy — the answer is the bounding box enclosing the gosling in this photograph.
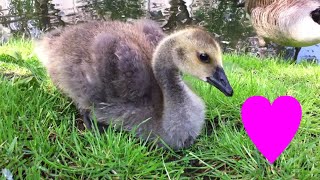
[35,19,233,150]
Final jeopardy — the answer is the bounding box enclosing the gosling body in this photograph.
[36,19,233,150]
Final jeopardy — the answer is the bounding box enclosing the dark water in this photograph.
[0,0,319,63]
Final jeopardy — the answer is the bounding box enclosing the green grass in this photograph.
[0,39,320,179]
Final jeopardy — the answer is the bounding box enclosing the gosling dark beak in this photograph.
[206,67,233,96]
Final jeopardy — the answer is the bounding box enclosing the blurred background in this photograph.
[0,0,319,63]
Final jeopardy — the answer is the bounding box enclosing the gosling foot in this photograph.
[81,109,109,132]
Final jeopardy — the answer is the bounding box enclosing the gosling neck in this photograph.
[152,38,186,101]
[151,36,205,143]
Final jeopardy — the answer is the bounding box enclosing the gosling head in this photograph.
[170,28,233,96]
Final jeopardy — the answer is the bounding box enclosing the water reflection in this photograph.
[193,0,252,50]
[0,0,319,63]
[0,0,251,44]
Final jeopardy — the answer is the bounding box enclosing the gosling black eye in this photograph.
[198,53,210,63]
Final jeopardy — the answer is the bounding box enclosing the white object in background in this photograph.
[2,169,13,180]
[297,44,320,64]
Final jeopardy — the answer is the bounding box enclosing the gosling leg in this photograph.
[81,109,92,129]
[81,109,109,132]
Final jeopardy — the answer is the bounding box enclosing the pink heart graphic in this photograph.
[241,96,302,164]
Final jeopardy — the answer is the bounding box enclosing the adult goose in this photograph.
[243,0,320,59]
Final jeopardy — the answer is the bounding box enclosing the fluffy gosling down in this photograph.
[35,19,233,150]
[245,0,320,47]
